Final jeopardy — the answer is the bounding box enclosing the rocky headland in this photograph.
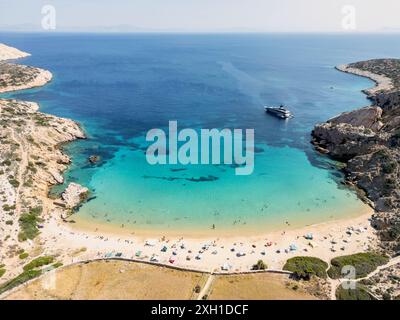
[0,44,86,284]
[312,59,400,255]
[0,44,52,94]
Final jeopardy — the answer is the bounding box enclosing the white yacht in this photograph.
[265,105,293,119]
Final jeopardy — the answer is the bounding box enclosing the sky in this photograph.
[0,0,400,33]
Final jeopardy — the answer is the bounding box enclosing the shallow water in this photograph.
[2,33,399,234]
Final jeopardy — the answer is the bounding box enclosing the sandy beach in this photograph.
[38,207,376,272]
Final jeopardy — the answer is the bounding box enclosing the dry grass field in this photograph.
[208,273,316,300]
[3,260,316,300]
[4,260,206,300]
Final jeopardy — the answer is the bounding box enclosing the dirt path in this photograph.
[197,273,215,300]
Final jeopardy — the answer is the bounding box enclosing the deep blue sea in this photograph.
[2,33,399,234]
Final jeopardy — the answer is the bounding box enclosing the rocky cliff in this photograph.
[312,59,400,254]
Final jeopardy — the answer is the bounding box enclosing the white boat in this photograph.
[265,105,293,119]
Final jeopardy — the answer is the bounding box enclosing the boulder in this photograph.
[49,168,64,184]
[328,106,383,131]
[88,155,101,164]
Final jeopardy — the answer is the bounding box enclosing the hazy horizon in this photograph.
[1,0,400,33]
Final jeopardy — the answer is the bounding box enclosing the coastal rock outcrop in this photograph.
[328,106,383,131]
[312,122,381,161]
[61,183,89,209]
[312,59,400,254]
[0,44,90,285]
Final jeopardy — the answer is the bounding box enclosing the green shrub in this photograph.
[328,252,389,279]
[0,269,41,295]
[8,179,20,188]
[52,262,63,269]
[2,204,16,211]
[383,162,397,174]
[283,256,328,280]
[392,129,400,139]
[374,149,390,160]
[30,206,43,215]
[19,252,29,260]
[252,260,267,270]
[0,268,5,278]
[1,159,11,166]
[336,283,374,300]
[18,206,43,241]
[382,292,392,300]
[23,256,54,271]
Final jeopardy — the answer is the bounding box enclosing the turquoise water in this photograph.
[2,33,399,234]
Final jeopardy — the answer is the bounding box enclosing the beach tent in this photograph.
[305,233,313,240]
[221,263,231,271]
[169,256,176,264]
[145,239,157,246]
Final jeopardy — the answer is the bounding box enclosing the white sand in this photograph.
[33,207,377,275]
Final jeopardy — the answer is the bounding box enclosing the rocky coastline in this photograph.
[0,44,87,283]
[312,59,400,255]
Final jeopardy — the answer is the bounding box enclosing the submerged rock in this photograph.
[88,155,101,164]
